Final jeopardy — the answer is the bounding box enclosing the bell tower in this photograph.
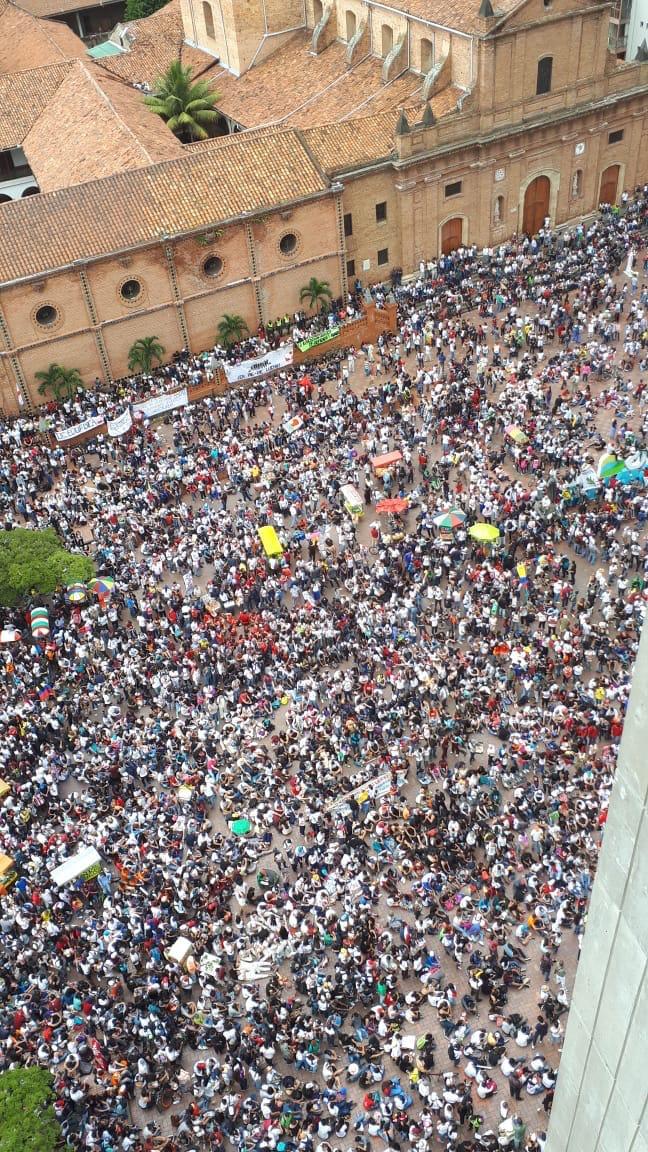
[181,0,307,77]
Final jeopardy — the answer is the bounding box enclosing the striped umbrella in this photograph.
[67,582,87,603]
[433,508,466,530]
[30,607,50,638]
[88,576,115,598]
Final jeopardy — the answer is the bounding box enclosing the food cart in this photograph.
[340,483,363,518]
[50,845,103,887]
[370,451,403,478]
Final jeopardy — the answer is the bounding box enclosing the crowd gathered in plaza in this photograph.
[0,191,647,1152]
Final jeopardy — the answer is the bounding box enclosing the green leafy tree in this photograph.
[124,0,168,19]
[299,277,333,312]
[0,1067,61,1152]
[144,61,220,142]
[35,363,84,403]
[128,335,165,375]
[0,528,95,607]
[217,313,249,348]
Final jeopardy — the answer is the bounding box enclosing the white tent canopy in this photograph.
[50,846,102,887]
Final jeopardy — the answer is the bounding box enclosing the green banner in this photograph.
[297,326,340,352]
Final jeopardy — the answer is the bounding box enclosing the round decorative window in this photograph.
[279,232,298,256]
[203,255,224,278]
[120,278,142,302]
[34,304,59,327]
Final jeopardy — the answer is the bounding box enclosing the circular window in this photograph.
[279,232,298,256]
[34,304,59,327]
[203,255,224,278]
[120,278,142,302]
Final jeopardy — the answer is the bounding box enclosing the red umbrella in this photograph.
[376,498,409,514]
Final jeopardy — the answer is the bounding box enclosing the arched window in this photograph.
[346,8,356,40]
[571,169,583,199]
[381,23,393,57]
[536,55,553,94]
[202,0,215,37]
[420,37,433,73]
[313,0,323,25]
[494,195,504,225]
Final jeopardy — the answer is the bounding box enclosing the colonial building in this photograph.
[0,0,646,412]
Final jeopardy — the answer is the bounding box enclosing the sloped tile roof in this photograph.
[22,63,183,191]
[0,62,73,148]
[0,129,329,283]
[297,86,462,173]
[96,0,216,85]
[0,0,86,70]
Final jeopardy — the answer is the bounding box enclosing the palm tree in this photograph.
[217,313,249,348]
[128,336,165,375]
[144,62,221,143]
[300,277,333,312]
[36,364,83,403]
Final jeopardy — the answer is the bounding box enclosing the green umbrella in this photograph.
[468,523,500,542]
[231,818,251,836]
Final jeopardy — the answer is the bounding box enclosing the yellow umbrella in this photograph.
[468,523,500,542]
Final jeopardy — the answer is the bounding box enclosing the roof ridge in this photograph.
[78,60,156,163]
[0,57,73,79]
[0,122,325,214]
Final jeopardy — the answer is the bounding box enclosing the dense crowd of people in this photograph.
[0,191,647,1152]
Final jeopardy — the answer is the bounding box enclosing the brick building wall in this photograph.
[0,192,344,412]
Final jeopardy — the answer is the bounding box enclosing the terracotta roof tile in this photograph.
[97,0,215,85]
[300,85,461,173]
[378,0,520,35]
[22,63,183,191]
[16,0,116,14]
[189,32,429,130]
[0,129,329,283]
[0,62,72,148]
[0,0,86,71]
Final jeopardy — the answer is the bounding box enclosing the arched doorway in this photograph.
[523,175,550,235]
[599,164,620,206]
[441,217,463,254]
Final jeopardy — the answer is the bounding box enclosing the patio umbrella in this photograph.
[433,508,466,530]
[30,607,50,638]
[505,425,529,445]
[88,576,115,597]
[375,497,409,514]
[0,628,21,644]
[67,582,87,603]
[231,818,251,836]
[468,523,500,542]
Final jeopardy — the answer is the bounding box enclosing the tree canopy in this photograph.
[0,528,95,607]
[128,335,165,375]
[217,313,249,348]
[124,0,168,21]
[144,61,221,142]
[0,1068,61,1152]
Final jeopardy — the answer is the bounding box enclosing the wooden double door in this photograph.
[523,175,550,236]
[599,164,620,206]
[440,217,463,254]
